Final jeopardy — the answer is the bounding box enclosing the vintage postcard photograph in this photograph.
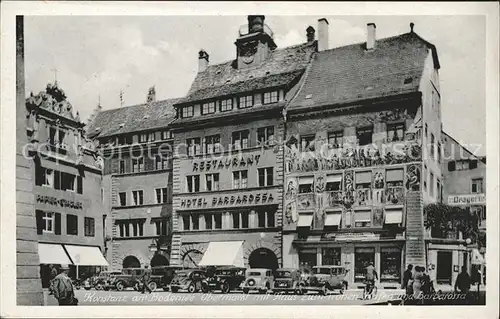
[1,1,498,318]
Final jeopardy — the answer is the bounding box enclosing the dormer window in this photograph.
[239,95,253,109]
[182,106,194,118]
[263,91,278,104]
[202,102,216,115]
[220,99,233,112]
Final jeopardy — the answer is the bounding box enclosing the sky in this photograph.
[24,15,486,155]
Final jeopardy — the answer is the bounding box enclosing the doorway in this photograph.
[436,251,452,285]
[248,248,279,271]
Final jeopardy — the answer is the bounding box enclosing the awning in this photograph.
[297,214,314,227]
[385,210,403,224]
[326,174,342,183]
[324,213,341,227]
[386,169,404,182]
[38,243,73,265]
[299,176,314,185]
[198,241,244,267]
[64,245,109,266]
[354,210,371,222]
[355,171,371,184]
[471,248,485,265]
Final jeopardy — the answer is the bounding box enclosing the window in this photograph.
[267,210,275,227]
[263,91,278,104]
[191,214,200,230]
[148,132,155,142]
[202,102,216,114]
[448,161,456,171]
[119,160,125,174]
[156,155,170,170]
[256,210,276,228]
[257,126,274,145]
[187,175,200,193]
[77,176,83,194]
[156,188,169,204]
[354,210,371,228]
[60,172,76,191]
[214,214,222,229]
[182,215,190,231]
[322,248,341,266]
[205,135,221,154]
[386,169,404,187]
[187,138,201,156]
[232,212,240,229]
[241,212,249,229]
[49,127,57,145]
[161,131,170,140]
[132,158,144,172]
[429,172,435,196]
[437,179,441,202]
[325,174,342,191]
[258,167,273,186]
[132,190,144,206]
[425,123,428,138]
[455,160,470,171]
[233,170,248,189]
[220,99,233,112]
[67,214,78,235]
[204,214,213,230]
[354,247,375,282]
[357,126,373,146]
[300,135,315,152]
[41,211,54,233]
[430,134,435,159]
[257,210,266,228]
[84,217,95,237]
[355,171,372,189]
[232,130,249,150]
[125,220,144,237]
[36,167,54,187]
[238,95,253,108]
[423,165,427,190]
[299,176,314,193]
[437,142,442,163]
[380,247,401,283]
[469,160,478,170]
[139,133,148,143]
[119,192,126,206]
[471,178,483,193]
[154,219,169,236]
[182,106,194,118]
[117,135,132,145]
[387,123,405,142]
[49,126,66,147]
[328,131,343,148]
[205,173,219,191]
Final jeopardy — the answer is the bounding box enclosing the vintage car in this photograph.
[300,266,349,295]
[272,268,303,294]
[206,267,246,294]
[94,271,121,290]
[151,265,184,291]
[110,268,162,291]
[169,269,209,293]
[241,269,274,294]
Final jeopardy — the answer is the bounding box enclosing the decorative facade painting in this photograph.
[344,209,353,229]
[372,208,384,227]
[285,177,298,201]
[284,176,298,227]
[297,193,315,211]
[342,170,354,208]
[373,189,385,206]
[314,173,326,228]
[284,202,298,225]
[385,186,405,205]
[405,163,421,191]
[372,170,385,189]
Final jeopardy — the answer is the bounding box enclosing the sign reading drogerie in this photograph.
[447,194,486,206]
[180,191,276,209]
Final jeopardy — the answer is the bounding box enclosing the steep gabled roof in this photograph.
[86,98,181,139]
[288,32,438,111]
[176,42,317,105]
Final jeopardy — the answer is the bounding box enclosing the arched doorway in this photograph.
[182,249,203,268]
[248,248,279,270]
[150,254,169,267]
[122,255,141,269]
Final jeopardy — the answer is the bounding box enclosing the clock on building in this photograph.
[240,41,258,64]
[182,249,203,268]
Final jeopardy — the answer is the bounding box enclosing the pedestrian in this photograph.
[454,266,471,305]
[412,266,424,304]
[141,266,152,294]
[402,264,413,290]
[50,264,78,306]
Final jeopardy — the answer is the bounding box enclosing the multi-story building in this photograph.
[87,90,178,270]
[24,81,107,288]
[281,21,442,288]
[168,16,316,269]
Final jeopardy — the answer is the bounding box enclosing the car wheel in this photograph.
[201,282,209,293]
[95,283,103,290]
[340,282,348,295]
[296,284,304,295]
[149,282,158,292]
[170,287,179,293]
[220,282,230,294]
[84,287,91,291]
[163,287,169,292]
[187,283,196,293]
[115,281,125,291]
[243,288,250,294]
[103,286,110,291]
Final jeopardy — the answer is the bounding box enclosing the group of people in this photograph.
[402,264,434,304]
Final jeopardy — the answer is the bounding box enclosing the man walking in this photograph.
[402,264,413,290]
[454,266,471,305]
[50,265,77,306]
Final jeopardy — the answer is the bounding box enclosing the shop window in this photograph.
[354,210,371,228]
[232,130,249,150]
[328,131,343,149]
[239,95,253,108]
[205,173,219,191]
[132,190,144,206]
[182,215,190,231]
[132,158,144,172]
[187,138,201,156]
[322,248,341,266]
[387,122,405,142]
[182,106,194,118]
[300,135,315,152]
[233,170,248,189]
[66,214,78,235]
[355,171,372,189]
[214,214,222,229]
[263,91,278,104]
[156,188,169,204]
[380,247,401,283]
[471,178,483,193]
[220,99,233,112]
[202,101,216,115]
[258,167,273,187]
[257,126,274,145]
[386,169,404,187]
[119,192,126,206]
[354,247,375,282]
[299,176,314,194]
[357,126,373,146]
[326,174,342,191]
[205,135,221,154]
[187,175,200,193]
[84,217,95,237]
[191,214,199,230]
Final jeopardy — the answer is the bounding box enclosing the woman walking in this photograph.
[412,266,424,305]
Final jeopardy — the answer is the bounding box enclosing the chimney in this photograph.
[317,18,329,51]
[306,26,315,43]
[248,15,265,34]
[147,86,156,103]
[198,49,209,72]
[366,23,376,50]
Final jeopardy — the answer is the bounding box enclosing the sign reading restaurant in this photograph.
[448,194,486,206]
[179,190,277,210]
[192,153,261,172]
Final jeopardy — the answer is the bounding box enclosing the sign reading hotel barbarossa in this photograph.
[179,190,277,210]
[447,194,486,206]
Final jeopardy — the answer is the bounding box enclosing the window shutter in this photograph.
[55,213,61,235]
[469,160,478,170]
[77,176,83,194]
[448,161,456,172]
[36,211,43,235]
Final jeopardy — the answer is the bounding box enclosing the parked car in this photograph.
[170,269,209,293]
[272,268,303,294]
[94,271,121,290]
[111,268,161,292]
[241,269,274,294]
[300,265,348,295]
[206,267,246,293]
[151,265,184,291]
